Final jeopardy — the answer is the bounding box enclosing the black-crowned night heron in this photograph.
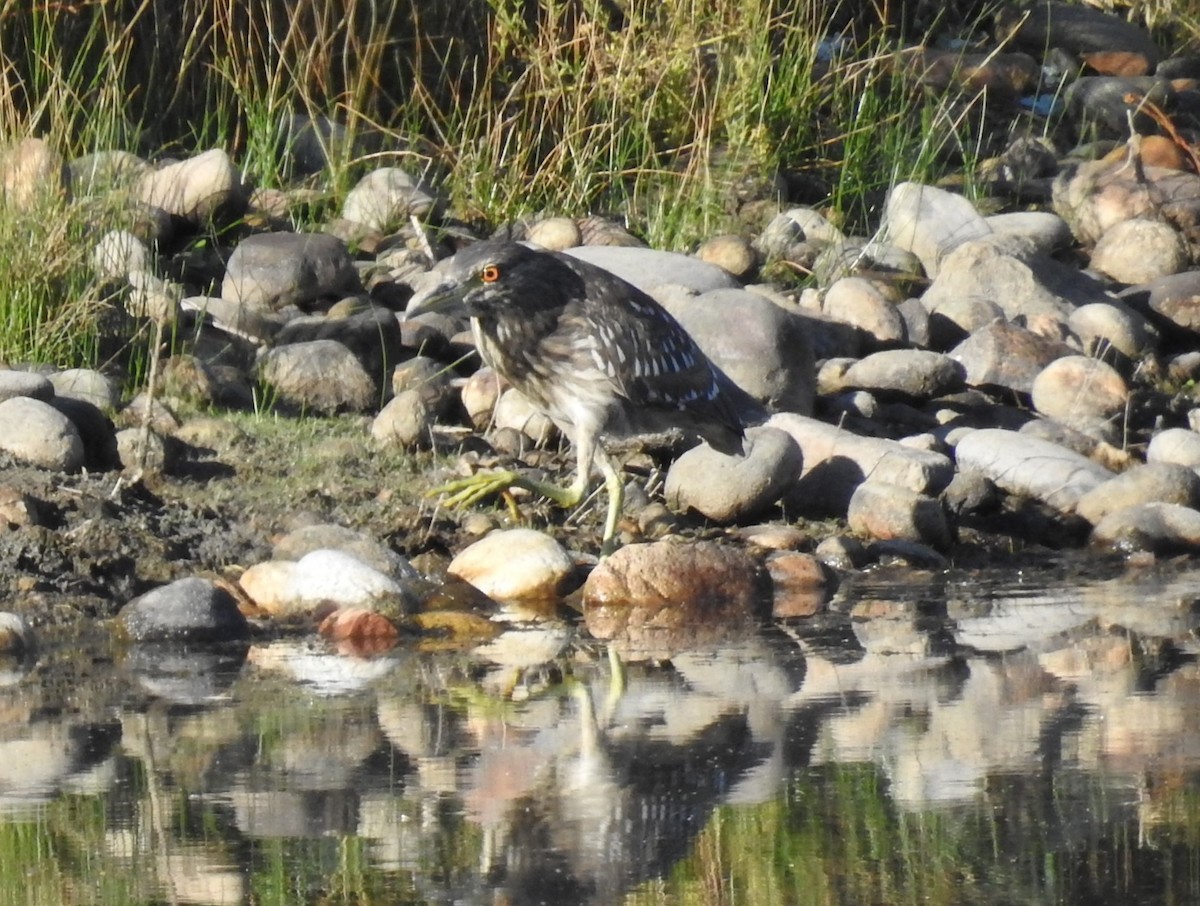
[411,239,758,555]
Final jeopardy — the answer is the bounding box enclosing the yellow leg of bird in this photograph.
[430,468,588,517]
[595,448,624,558]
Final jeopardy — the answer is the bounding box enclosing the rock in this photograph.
[811,237,924,287]
[222,232,361,311]
[925,295,1006,349]
[1067,302,1151,361]
[341,167,436,230]
[1090,218,1189,284]
[999,1,1159,75]
[1076,462,1200,524]
[0,370,53,403]
[391,356,456,414]
[115,427,169,473]
[461,367,504,430]
[949,319,1075,396]
[921,238,1115,322]
[273,305,402,388]
[373,390,434,448]
[257,339,376,414]
[665,426,802,523]
[1091,502,1200,554]
[0,137,65,209]
[814,534,868,570]
[119,576,249,642]
[847,481,952,549]
[985,210,1073,255]
[137,148,246,222]
[953,428,1113,514]
[1065,76,1173,138]
[126,271,182,324]
[272,524,417,579]
[564,245,740,295]
[493,388,556,445]
[181,294,281,344]
[0,397,84,471]
[526,217,582,250]
[68,149,148,196]
[1147,427,1200,471]
[93,230,150,280]
[879,181,992,278]
[659,287,816,413]
[765,551,831,618]
[48,369,119,410]
[821,277,906,347]
[582,540,769,658]
[696,234,756,278]
[282,549,415,614]
[768,412,954,515]
[448,529,577,603]
[318,607,401,653]
[840,349,965,401]
[1030,355,1128,427]
[1139,270,1200,338]
[1052,158,1200,246]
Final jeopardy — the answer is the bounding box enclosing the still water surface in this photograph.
[5,559,1200,905]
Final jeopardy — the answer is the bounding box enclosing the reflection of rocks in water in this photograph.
[0,717,121,812]
[124,642,249,705]
[484,667,774,904]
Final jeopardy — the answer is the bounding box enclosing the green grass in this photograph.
[0,0,1195,373]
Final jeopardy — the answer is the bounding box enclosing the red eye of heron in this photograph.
[481,264,501,283]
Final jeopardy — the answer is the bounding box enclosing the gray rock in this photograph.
[273,524,417,579]
[810,238,924,286]
[1090,218,1189,285]
[278,114,357,177]
[1139,270,1200,338]
[564,245,739,295]
[1067,302,1151,360]
[665,426,802,523]
[769,412,954,515]
[257,339,377,414]
[926,295,1006,349]
[840,349,965,401]
[93,229,149,280]
[341,167,437,230]
[115,426,169,474]
[181,295,281,344]
[1147,427,1200,470]
[948,320,1075,395]
[286,548,416,611]
[820,276,906,347]
[119,576,249,643]
[1001,2,1159,73]
[136,148,247,222]
[48,368,119,410]
[372,390,434,448]
[953,428,1113,514]
[659,287,815,414]
[391,356,456,414]
[274,306,402,389]
[879,181,992,278]
[68,149,148,196]
[1065,76,1173,140]
[847,481,952,549]
[921,238,1116,322]
[461,367,504,430]
[50,396,118,471]
[1030,355,1128,426]
[0,370,53,403]
[984,210,1073,255]
[1091,502,1200,554]
[222,232,361,311]
[0,397,84,471]
[125,271,182,324]
[1076,462,1200,525]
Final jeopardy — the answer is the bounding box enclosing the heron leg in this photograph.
[595,447,624,558]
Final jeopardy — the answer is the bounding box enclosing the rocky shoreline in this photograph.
[4,2,1200,652]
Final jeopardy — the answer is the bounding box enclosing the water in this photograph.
[5,559,1200,905]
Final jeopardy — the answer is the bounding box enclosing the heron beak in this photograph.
[403,278,467,321]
